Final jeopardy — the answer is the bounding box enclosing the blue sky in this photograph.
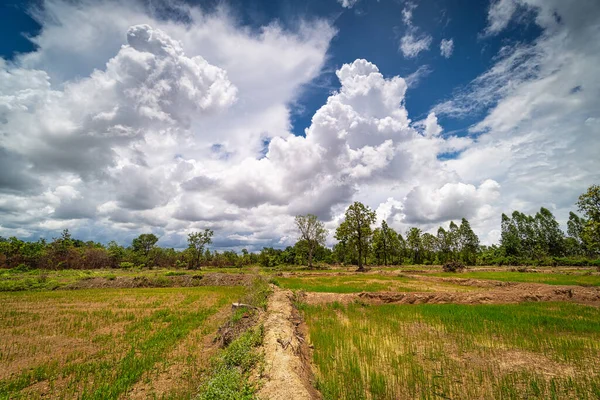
[0,0,598,249]
[1,0,542,137]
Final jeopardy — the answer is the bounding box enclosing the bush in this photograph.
[443,261,465,273]
[118,262,135,269]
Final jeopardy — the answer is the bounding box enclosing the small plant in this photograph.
[442,261,465,273]
[119,262,135,269]
[164,271,186,277]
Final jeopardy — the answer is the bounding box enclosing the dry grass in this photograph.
[0,286,244,399]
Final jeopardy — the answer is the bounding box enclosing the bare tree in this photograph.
[295,214,327,268]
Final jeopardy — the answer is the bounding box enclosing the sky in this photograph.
[0,0,599,250]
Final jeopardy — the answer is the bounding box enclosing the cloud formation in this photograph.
[440,38,454,58]
[0,0,597,252]
[399,2,432,58]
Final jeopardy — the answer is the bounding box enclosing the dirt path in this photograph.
[258,287,319,400]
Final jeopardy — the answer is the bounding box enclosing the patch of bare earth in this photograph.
[258,287,320,400]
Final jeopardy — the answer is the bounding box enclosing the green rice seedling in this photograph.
[302,301,600,399]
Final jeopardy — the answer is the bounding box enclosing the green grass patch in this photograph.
[302,301,600,399]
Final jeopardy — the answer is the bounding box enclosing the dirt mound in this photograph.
[258,287,320,400]
[65,273,251,290]
[304,284,600,306]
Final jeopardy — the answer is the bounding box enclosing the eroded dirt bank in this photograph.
[303,283,600,306]
[259,287,320,400]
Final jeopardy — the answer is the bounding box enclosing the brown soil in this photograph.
[65,272,252,290]
[303,283,600,306]
[258,286,321,400]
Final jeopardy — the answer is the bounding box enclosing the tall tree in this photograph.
[132,233,158,256]
[436,227,451,264]
[577,185,600,254]
[458,218,479,265]
[406,227,422,264]
[421,233,437,264]
[335,202,376,272]
[567,211,587,255]
[534,208,565,257]
[295,214,327,268]
[372,221,393,265]
[187,229,213,269]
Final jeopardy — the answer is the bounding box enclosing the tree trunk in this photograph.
[308,244,313,269]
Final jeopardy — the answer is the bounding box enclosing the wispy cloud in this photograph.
[440,38,454,58]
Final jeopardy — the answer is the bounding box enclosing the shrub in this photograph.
[443,261,465,273]
[118,262,135,269]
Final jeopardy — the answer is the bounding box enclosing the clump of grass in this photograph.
[198,326,263,400]
[164,271,187,276]
[198,276,270,399]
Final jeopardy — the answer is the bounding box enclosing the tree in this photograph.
[421,233,437,264]
[436,227,451,264]
[501,213,521,257]
[458,218,480,265]
[577,185,600,255]
[372,221,393,265]
[567,212,587,255]
[132,233,159,257]
[406,227,422,264]
[187,229,214,269]
[335,202,376,272]
[295,214,327,268]
[534,208,564,257]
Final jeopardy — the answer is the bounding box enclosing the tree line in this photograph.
[1,185,599,270]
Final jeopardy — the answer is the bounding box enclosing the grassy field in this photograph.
[430,271,600,286]
[0,286,245,399]
[302,301,600,400]
[272,274,418,293]
[0,267,252,292]
[272,274,479,293]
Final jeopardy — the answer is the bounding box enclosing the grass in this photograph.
[271,274,420,293]
[0,286,245,399]
[301,301,600,400]
[430,271,600,286]
[197,276,271,400]
[0,267,253,292]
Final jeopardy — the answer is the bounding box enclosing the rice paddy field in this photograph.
[301,301,600,400]
[0,286,244,399]
[2,265,600,399]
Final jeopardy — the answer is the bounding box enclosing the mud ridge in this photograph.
[258,286,320,400]
[304,284,600,306]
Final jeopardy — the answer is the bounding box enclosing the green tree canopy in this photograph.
[335,202,376,271]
